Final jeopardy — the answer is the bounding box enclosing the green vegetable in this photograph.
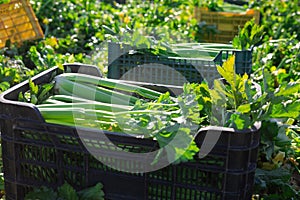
[38,107,115,121]
[32,71,205,164]
[38,100,133,112]
[54,75,140,105]
[232,19,265,50]
[56,73,163,100]
[208,54,300,129]
[42,98,67,104]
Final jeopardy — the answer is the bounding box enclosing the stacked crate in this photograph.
[0,0,44,48]
[194,7,260,43]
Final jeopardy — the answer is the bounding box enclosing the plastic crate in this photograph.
[0,0,44,48]
[107,42,253,87]
[0,64,261,200]
[194,7,260,43]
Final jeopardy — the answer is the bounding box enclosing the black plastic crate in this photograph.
[107,42,253,87]
[0,64,261,200]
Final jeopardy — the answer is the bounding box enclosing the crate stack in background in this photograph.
[194,2,260,43]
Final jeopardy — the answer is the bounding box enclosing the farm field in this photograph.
[0,0,299,199]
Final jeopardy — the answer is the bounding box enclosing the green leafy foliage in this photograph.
[252,38,300,85]
[18,79,54,105]
[210,54,300,131]
[0,0,10,4]
[200,0,224,11]
[25,186,57,200]
[210,55,262,129]
[191,0,248,12]
[25,182,105,200]
[18,79,53,104]
[103,24,181,58]
[232,19,265,50]
[78,183,105,200]
[254,168,299,199]
[252,0,300,41]
[0,53,32,93]
[116,86,206,164]
[57,183,79,200]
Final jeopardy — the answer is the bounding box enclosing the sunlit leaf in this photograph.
[275,81,300,96]
[237,104,251,114]
[216,55,235,87]
[29,79,38,95]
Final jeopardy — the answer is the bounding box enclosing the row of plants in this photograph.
[249,0,300,198]
[0,0,299,199]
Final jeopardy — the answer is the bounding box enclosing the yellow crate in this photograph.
[194,7,260,43]
[0,0,44,48]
